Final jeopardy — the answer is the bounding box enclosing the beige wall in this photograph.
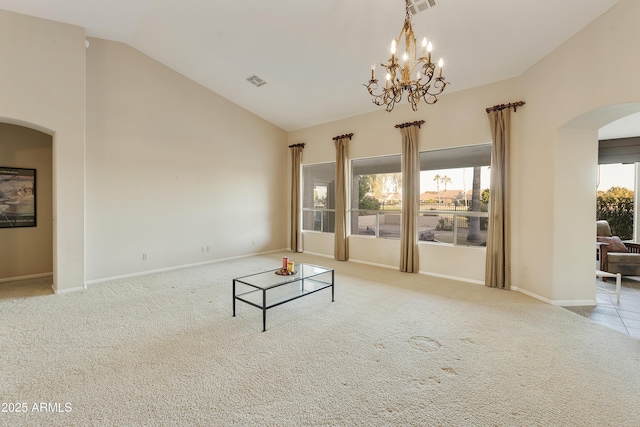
[0,10,85,292]
[514,0,640,304]
[289,78,519,284]
[0,11,288,287]
[2,0,639,302]
[0,124,53,279]
[85,38,289,281]
[291,0,640,303]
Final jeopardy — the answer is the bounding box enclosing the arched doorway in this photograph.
[553,102,640,303]
[0,123,54,294]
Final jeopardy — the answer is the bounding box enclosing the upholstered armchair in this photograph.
[597,220,640,276]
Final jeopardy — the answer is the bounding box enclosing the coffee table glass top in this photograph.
[233,263,332,290]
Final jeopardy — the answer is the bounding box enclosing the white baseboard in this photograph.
[349,258,485,286]
[81,248,597,307]
[301,251,334,259]
[85,248,287,286]
[513,286,596,306]
[53,286,86,295]
[0,272,53,283]
[348,258,397,270]
[419,270,485,285]
[513,286,551,303]
[550,298,597,307]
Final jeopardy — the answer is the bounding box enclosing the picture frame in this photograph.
[0,166,36,228]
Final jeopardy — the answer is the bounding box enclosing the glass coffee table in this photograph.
[232,263,334,331]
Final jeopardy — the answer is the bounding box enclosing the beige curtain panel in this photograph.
[399,125,420,273]
[334,136,350,261]
[485,110,511,289]
[290,144,304,253]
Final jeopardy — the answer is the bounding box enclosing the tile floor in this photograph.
[564,276,640,339]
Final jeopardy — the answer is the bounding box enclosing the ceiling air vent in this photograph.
[246,74,267,87]
[407,0,438,15]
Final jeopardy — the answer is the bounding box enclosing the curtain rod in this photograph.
[332,133,354,141]
[486,101,525,113]
[394,120,425,129]
[288,143,305,148]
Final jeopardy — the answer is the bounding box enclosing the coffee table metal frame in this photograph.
[232,263,334,331]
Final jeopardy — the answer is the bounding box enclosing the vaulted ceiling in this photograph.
[0,0,621,131]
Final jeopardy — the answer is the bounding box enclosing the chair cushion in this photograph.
[607,253,640,276]
[597,235,629,253]
[608,252,640,262]
[597,220,612,237]
[607,254,640,276]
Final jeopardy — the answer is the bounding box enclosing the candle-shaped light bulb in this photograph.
[416,71,421,80]
[422,37,428,56]
[438,58,444,78]
[402,52,408,63]
[390,39,396,55]
[427,41,433,62]
[386,72,391,81]
[371,64,375,80]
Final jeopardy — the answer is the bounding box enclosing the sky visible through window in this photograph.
[597,163,635,192]
[419,163,635,193]
[420,167,491,193]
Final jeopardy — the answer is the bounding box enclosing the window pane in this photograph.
[302,210,335,233]
[419,145,491,246]
[351,155,402,238]
[418,212,487,246]
[352,210,378,236]
[597,163,635,193]
[303,163,335,209]
[303,163,336,233]
[596,163,635,240]
[420,166,490,208]
[379,212,401,239]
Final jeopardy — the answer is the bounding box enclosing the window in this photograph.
[351,154,402,239]
[419,144,491,246]
[302,163,335,233]
[596,162,635,240]
[597,131,640,241]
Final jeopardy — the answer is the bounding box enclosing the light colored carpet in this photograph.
[1,251,640,426]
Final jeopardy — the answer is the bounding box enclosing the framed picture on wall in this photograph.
[0,167,36,228]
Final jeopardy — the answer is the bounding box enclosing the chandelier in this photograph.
[365,0,448,112]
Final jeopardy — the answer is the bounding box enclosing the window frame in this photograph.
[418,144,491,247]
[302,162,336,234]
[351,154,403,240]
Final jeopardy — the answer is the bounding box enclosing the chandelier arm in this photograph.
[406,86,420,111]
[365,81,391,107]
[428,78,447,94]
[406,62,427,81]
